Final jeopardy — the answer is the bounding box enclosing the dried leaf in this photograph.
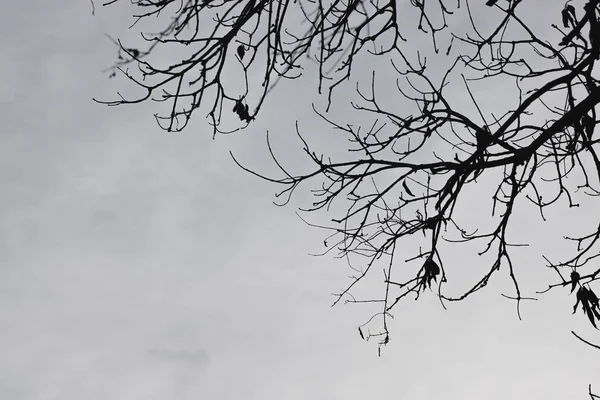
[582,114,595,140]
[233,99,243,113]
[584,302,598,328]
[574,287,585,314]
[475,128,491,151]
[424,258,440,289]
[567,4,576,20]
[403,181,415,197]
[562,9,572,28]
[232,100,253,122]
[570,271,580,294]
[588,287,599,307]
[237,45,246,60]
[425,259,439,275]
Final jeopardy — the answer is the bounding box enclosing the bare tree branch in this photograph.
[100,0,600,392]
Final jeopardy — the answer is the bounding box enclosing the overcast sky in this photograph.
[1,0,599,399]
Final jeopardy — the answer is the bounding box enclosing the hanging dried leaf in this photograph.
[566,4,576,21]
[232,99,253,122]
[570,271,580,294]
[581,114,595,140]
[402,180,415,197]
[233,99,244,113]
[574,286,586,314]
[237,45,246,60]
[573,286,600,329]
[562,8,573,28]
[423,258,440,289]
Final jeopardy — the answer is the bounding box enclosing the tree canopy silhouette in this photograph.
[97,0,600,385]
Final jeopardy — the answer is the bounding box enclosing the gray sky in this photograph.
[1,0,598,399]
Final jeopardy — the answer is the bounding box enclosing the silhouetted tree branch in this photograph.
[95,0,444,135]
[100,0,600,395]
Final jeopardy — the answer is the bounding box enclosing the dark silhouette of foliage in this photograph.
[232,98,253,122]
[97,0,600,395]
[574,286,600,327]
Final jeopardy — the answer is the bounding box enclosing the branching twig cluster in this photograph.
[101,0,600,394]
[229,0,600,355]
[96,0,450,136]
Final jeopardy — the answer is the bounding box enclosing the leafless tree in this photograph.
[97,0,600,393]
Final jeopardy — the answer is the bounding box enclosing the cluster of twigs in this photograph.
[99,0,600,392]
[95,0,445,135]
[228,0,600,352]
